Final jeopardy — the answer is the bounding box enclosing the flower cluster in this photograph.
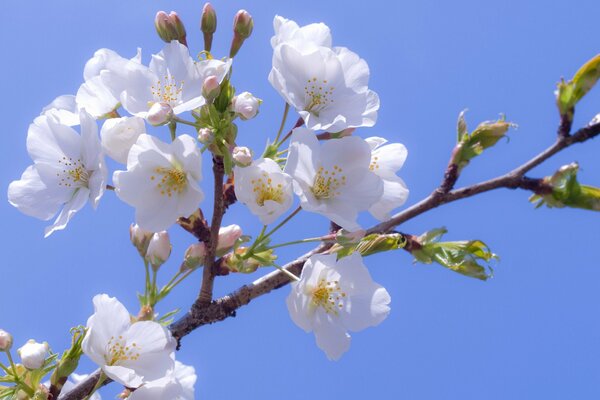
[5,6,411,398]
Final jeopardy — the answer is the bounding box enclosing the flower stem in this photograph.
[264,206,302,240]
[173,117,198,127]
[4,350,35,397]
[271,262,300,281]
[274,103,290,144]
[269,236,330,250]
[169,121,177,141]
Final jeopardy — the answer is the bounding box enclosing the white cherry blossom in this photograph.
[269,43,379,132]
[270,15,332,49]
[113,134,203,232]
[110,41,231,119]
[82,294,176,388]
[100,116,146,164]
[365,137,409,220]
[18,339,49,369]
[286,252,391,360]
[8,110,107,237]
[128,361,196,400]
[284,128,382,231]
[41,95,80,126]
[235,158,294,225]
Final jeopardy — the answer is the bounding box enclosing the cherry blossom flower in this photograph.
[235,158,294,225]
[269,43,379,132]
[113,134,203,232]
[128,361,196,400]
[286,253,391,360]
[82,294,176,388]
[8,110,107,237]
[365,137,409,220]
[270,15,332,50]
[231,92,261,120]
[284,128,382,231]
[111,41,231,119]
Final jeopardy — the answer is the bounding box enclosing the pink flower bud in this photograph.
[18,340,49,370]
[201,3,217,34]
[231,92,260,120]
[198,127,214,144]
[147,102,174,126]
[130,224,153,257]
[202,75,221,101]
[182,242,207,271]
[232,146,253,167]
[233,10,253,38]
[217,224,243,253]
[155,11,187,45]
[146,231,172,270]
[0,329,13,351]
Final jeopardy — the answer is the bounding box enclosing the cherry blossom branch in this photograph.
[197,155,227,306]
[61,120,600,400]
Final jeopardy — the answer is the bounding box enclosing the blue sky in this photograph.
[2,0,600,398]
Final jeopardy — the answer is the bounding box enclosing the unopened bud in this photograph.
[201,3,217,52]
[146,231,172,270]
[231,92,261,120]
[155,11,187,46]
[130,224,153,257]
[229,10,253,57]
[217,224,243,254]
[18,340,49,370]
[182,242,207,271]
[233,10,253,38]
[202,76,221,102]
[198,127,214,144]
[0,329,13,351]
[232,146,252,167]
[147,102,174,126]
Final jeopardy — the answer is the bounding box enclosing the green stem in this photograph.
[169,121,177,141]
[271,262,300,281]
[165,269,194,293]
[151,269,158,305]
[242,225,267,260]
[274,103,290,144]
[144,261,150,305]
[269,236,329,250]
[264,206,302,240]
[4,350,35,397]
[173,117,198,127]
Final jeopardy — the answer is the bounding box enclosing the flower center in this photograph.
[151,165,188,197]
[311,278,346,316]
[311,165,346,199]
[251,173,284,206]
[105,335,141,365]
[151,74,184,107]
[369,155,380,171]
[57,156,89,188]
[304,77,335,116]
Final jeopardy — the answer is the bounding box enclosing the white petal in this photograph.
[312,310,351,361]
[369,176,409,221]
[42,95,80,126]
[127,377,182,400]
[283,127,319,186]
[172,361,196,400]
[100,116,146,164]
[26,116,80,165]
[371,141,408,176]
[320,136,372,172]
[76,76,119,118]
[8,165,66,220]
[44,187,90,237]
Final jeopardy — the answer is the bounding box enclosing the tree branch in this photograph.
[197,155,226,306]
[60,120,600,400]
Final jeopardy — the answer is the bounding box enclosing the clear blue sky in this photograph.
[2,1,600,398]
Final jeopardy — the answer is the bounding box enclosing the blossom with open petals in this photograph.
[128,361,196,400]
[111,41,231,119]
[284,128,382,231]
[269,43,379,132]
[8,110,107,237]
[286,252,391,360]
[235,158,294,225]
[270,15,332,50]
[365,137,409,220]
[82,294,176,388]
[113,134,203,232]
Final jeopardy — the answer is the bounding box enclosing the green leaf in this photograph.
[457,109,468,142]
[529,162,600,211]
[450,115,514,172]
[332,233,406,259]
[411,228,497,280]
[556,54,600,114]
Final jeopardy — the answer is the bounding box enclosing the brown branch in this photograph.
[58,371,110,400]
[197,156,226,306]
[60,121,600,400]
